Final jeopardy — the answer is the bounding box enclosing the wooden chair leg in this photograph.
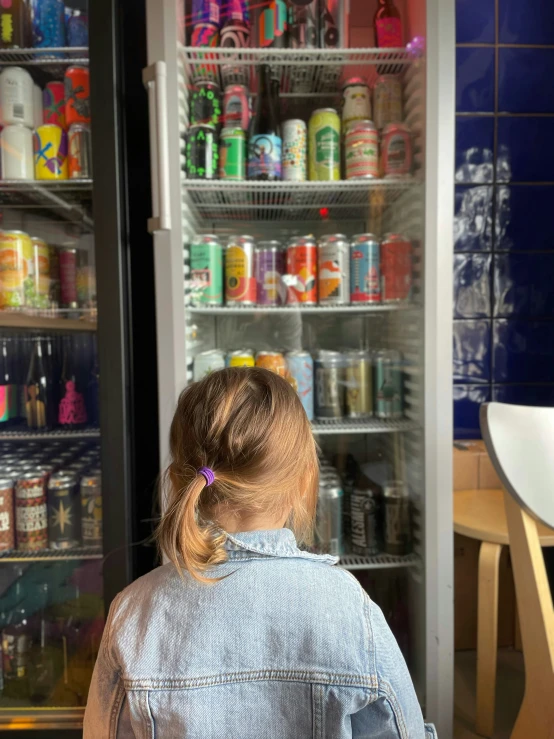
[514,605,522,652]
[476,541,502,738]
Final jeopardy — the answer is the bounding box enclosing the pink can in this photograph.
[59,248,77,307]
[380,123,413,178]
[223,84,249,131]
[43,82,66,129]
[345,120,379,180]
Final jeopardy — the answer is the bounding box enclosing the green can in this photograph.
[190,234,224,306]
[219,127,246,180]
[309,108,341,181]
[374,349,404,419]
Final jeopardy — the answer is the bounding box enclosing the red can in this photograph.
[0,477,15,551]
[64,66,91,126]
[43,81,66,129]
[59,247,78,307]
[380,234,413,303]
[15,471,48,551]
[223,84,250,131]
[255,351,287,377]
[286,236,317,305]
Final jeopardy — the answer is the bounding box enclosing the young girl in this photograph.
[84,367,437,738]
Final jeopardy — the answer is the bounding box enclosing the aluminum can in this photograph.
[223,84,250,131]
[15,471,48,551]
[220,2,250,87]
[43,80,66,128]
[318,234,350,305]
[59,247,77,307]
[373,75,403,131]
[0,0,28,49]
[33,83,43,129]
[0,478,15,551]
[255,351,286,377]
[79,474,101,547]
[66,10,89,48]
[0,125,34,180]
[47,472,79,549]
[374,349,404,419]
[381,123,413,178]
[227,350,255,367]
[282,119,307,182]
[34,124,68,179]
[255,240,285,306]
[31,0,65,56]
[48,245,60,306]
[314,350,345,419]
[351,487,379,556]
[185,124,218,180]
[192,0,221,25]
[191,82,223,133]
[384,481,411,555]
[286,235,317,305]
[219,127,245,180]
[308,108,340,181]
[0,67,34,128]
[252,0,288,49]
[30,236,51,309]
[319,0,349,48]
[381,233,413,303]
[190,22,219,83]
[289,0,319,48]
[248,131,282,181]
[64,66,91,125]
[345,350,373,418]
[350,233,381,303]
[0,230,31,309]
[193,349,226,381]
[286,350,314,421]
[225,234,256,304]
[76,247,96,310]
[342,78,371,126]
[345,120,379,180]
[68,122,92,179]
[316,481,343,555]
[190,234,224,306]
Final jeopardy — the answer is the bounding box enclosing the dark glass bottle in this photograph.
[374,0,403,48]
[0,339,17,428]
[2,569,31,701]
[58,336,87,430]
[25,338,55,429]
[62,584,90,706]
[247,65,282,181]
[29,583,62,705]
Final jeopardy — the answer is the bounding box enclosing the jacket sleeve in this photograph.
[351,595,438,739]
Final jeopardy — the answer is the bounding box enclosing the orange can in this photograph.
[0,230,32,309]
[64,66,91,126]
[286,236,317,304]
[255,351,287,377]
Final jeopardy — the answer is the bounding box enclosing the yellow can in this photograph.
[30,237,51,309]
[308,108,341,181]
[34,124,68,180]
[0,230,33,309]
[227,350,255,368]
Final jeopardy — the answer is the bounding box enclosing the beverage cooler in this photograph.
[145,0,454,736]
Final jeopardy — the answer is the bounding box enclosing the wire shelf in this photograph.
[339,552,419,571]
[0,428,100,441]
[312,418,417,435]
[0,546,102,562]
[189,303,416,315]
[0,310,97,332]
[0,47,88,67]
[0,179,93,226]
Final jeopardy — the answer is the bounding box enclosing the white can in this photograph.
[0,125,34,180]
[282,118,307,182]
[373,75,403,131]
[33,84,43,129]
[0,67,34,129]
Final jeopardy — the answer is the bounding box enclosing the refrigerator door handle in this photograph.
[143,61,172,233]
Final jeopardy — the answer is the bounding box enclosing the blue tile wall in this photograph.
[454,0,554,438]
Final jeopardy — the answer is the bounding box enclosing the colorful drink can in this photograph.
[350,234,381,303]
[66,10,89,48]
[185,124,218,179]
[374,349,404,419]
[59,247,77,307]
[34,124,68,179]
[286,235,317,305]
[314,350,345,419]
[33,83,43,128]
[0,478,15,551]
[381,233,412,303]
[0,125,34,180]
[68,122,92,179]
[191,81,223,133]
[316,481,343,555]
[190,22,219,83]
[345,350,373,418]
[318,234,349,305]
[43,81,66,128]
[345,120,379,180]
[289,0,319,49]
[227,350,254,367]
[383,480,411,555]
[286,350,314,421]
[192,0,221,25]
[255,351,286,377]
[0,67,34,128]
[219,127,245,180]
[15,471,48,551]
[31,0,65,57]
[30,236,50,309]
[341,78,371,126]
[223,84,249,130]
[225,235,256,304]
[308,108,340,181]
[64,66,91,125]
[373,75,403,131]
[282,119,307,182]
[255,240,284,306]
[319,0,349,48]
[193,350,226,381]
[248,133,282,180]
[0,0,29,49]
[0,230,31,309]
[47,472,79,549]
[381,123,412,178]
[351,487,379,556]
[190,234,224,306]
[80,473,102,547]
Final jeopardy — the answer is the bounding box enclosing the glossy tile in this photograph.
[493,384,554,407]
[454,385,491,439]
[453,320,492,383]
[455,186,493,252]
[499,49,554,114]
[456,0,495,43]
[495,185,554,251]
[497,118,554,183]
[454,253,492,318]
[499,0,554,45]
[493,319,554,383]
[456,47,495,113]
[455,117,494,183]
[494,254,554,318]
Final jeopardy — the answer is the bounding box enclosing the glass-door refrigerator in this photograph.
[145,0,454,737]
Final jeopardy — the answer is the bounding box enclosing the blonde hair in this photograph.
[156,367,319,582]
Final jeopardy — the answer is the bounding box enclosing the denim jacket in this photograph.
[84,529,437,738]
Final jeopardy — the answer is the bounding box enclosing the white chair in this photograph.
[480,402,554,739]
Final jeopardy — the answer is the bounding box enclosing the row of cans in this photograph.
[193,348,405,422]
[0,0,88,54]
[190,233,413,306]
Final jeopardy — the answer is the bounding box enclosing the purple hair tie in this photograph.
[198,466,215,486]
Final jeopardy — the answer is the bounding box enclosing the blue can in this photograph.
[66,10,89,48]
[32,0,65,57]
[286,350,314,421]
[350,233,381,304]
[192,0,221,26]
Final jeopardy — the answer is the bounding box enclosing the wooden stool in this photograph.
[454,488,554,738]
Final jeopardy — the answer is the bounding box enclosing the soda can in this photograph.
[374,349,404,419]
[289,0,319,49]
[193,350,226,381]
[31,0,65,57]
[223,84,249,131]
[351,487,379,556]
[314,350,345,420]
[308,108,340,181]
[345,350,373,418]
[255,240,285,306]
[316,481,343,555]
[64,66,90,126]
[43,81,66,128]
[0,125,34,180]
[381,233,413,303]
[0,478,15,551]
[30,236,51,309]
[248,131,282,181]
[252,0,288,48]
[342,78,371,126]
[373,75,403,131]
[219,127,245,180]
[68,123,92,179]
[47,472,79,549]
[0,67,34,128]
[190,234,224,306]
[66,9,89,49]
[227,350,254,367]
[80,473,102,547]
[255,351,286,377]
[0,230,31,309]
[34,124,68,179]
[286,350,314,421]
[49,245,60,306]
[185,124,218,180]
[286,235,317,305]
[225,235,256,304]
[15,471,48,551]
[381,123,413,178]
[190,22,219,83]
[319,0,349,48]
[383,481,411,555]
[76,248,96,310]
[282,119,307,182]
[318,234,350,305]
[192,0,220,25]
[59,247,77,308]
[0,0,28,49]
[345,120,379,180]
[191,81,223,133]
[220,1,250,87]
[350,234,381,303]
[33,83,43,129]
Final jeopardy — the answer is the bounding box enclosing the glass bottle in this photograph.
[0,339,17,428]
[62,584,89,706]
[2,568,31,701]
[29,583,62,705]
[374,0,403,48]
[86,335,100,427]
[58,336,88,429]
[247,64,282,181]
[25,338,55,429]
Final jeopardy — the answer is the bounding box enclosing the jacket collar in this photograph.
[224,528,338,566]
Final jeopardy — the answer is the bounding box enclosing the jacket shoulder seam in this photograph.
[379,679,409,739]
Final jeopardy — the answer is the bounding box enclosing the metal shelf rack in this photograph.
[189,303,416,316]
[0,311,97,332]
[0,547,102,562]
[339,552,419,571]
[0,428,100,441]
[0,46,88,72]
[312,418,417,435]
